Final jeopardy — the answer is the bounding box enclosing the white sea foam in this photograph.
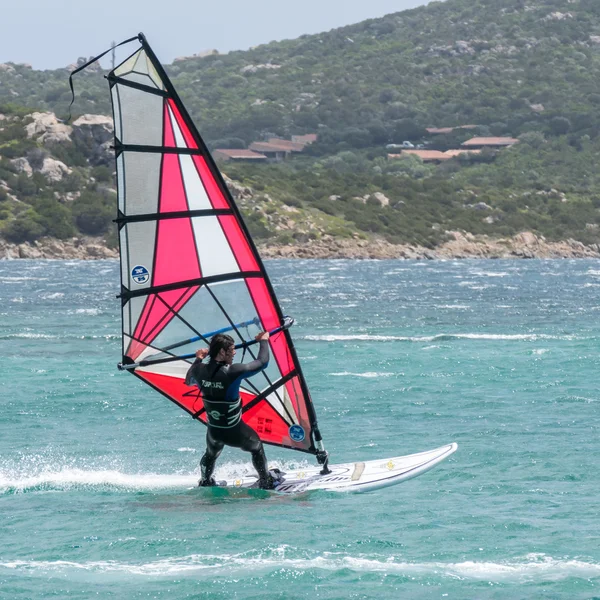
[41,292,64,300]
[469,271,509,278]
[1,551,598,582]
[0,276,40,282]
[74,308,101,316]
[177,448,196,453]
[0,460,310,495]
[0,332,120,341]
[0,469,196,494]
[303,333,571,342]
[329,371,394,378]
[0,332,58,339]
[434,305,471,310]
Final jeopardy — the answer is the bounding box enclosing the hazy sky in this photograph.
[3,0,434,70]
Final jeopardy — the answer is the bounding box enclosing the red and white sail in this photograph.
[108,37,322,455]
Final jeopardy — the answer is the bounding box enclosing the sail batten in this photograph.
[108,34,323,455]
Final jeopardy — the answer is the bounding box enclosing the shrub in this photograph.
[72,192,113,235]
[3,209,45,242]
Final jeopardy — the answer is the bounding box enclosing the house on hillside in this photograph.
[291,133,318,145]
[389,150,451,163]
[461,137,519,149]
[267,138,306,152]
[213,149,267,162]
[388,148,483,163]
[426,127,455,135]
[426,125,478,135]
[444,149,482,158]
[249,140,306,161]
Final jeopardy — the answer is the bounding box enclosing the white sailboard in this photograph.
[215,443,458,494]
[72,33,457,492]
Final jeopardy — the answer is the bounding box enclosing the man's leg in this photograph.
[199,428,224,486]
[238,422,275,489]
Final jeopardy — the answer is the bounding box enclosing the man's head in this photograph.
[209,333,236,365]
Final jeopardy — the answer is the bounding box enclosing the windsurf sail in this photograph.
[94,34,327,462]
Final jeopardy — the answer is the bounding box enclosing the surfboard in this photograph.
[212,443,458,494]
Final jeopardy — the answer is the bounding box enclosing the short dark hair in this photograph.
[209,333,235,359]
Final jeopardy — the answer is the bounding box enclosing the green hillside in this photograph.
[3,0,600,145]
[1,0,600,249]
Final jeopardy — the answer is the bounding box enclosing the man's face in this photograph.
[224,344,236,365]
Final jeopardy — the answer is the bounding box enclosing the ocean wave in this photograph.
[329,371,394,378]
[0,276,43,282]
[73,308,102,316]
[0,333,120,341]
[0,469,195,494]
[0,332,58,339]
[0,550,598,582]
[434,305,471,309]
[468,271,509,278]
[302,333,576,342]
[0,460,311,495]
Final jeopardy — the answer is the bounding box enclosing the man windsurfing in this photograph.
[185,331,278,490]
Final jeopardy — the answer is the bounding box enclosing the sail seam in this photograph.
[115,143,204,156]
[242,371,298,414]
[108,75,169,97]
[119,271,262,300]
[115,208,233,225]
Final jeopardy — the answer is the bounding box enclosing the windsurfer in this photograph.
[185,332,278,489]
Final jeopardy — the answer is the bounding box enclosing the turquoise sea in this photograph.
[1,258,600,599]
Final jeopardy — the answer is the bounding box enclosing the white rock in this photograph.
[372,192,390,207]
[25,112,73,144]
[10,157,32,176]
[39,157,72,182]
[545,11,572,20]
[72,114,114,165]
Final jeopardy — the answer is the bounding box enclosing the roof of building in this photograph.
[444,149,482,156]
[249,141,296,153]
[462,137,519,146]
[291,133,318,144]
[213,149,267,159]
[426,127,455,135]
[389,150,451,161]
[267,138,306,151]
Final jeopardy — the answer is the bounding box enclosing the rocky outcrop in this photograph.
[39,157,71,182]
[0,231,598,261]
[71,115,114,165]
[0,237,118,260]
[259,231,600,260]
[10,157,32,176]
[25,112,73,144]
[9,155,71,181]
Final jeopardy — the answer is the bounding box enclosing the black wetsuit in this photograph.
[185,340,270,485]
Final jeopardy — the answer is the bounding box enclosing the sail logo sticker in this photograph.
[289,425,305,442]
[131,265,150,285]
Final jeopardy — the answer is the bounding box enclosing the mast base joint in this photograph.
[316,450,331,475]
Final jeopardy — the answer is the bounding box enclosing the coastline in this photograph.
[2,230,599,261]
